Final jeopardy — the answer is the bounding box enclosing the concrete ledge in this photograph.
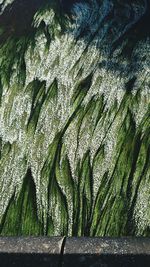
[0,237,64,267]
[0,237,150,267]
[63,237,150,267]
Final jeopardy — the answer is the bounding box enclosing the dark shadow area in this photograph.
[0,0,149,42]
[0,253,60,267]
[0,0,46,42]
[0,253,150,267]
[63,254,150,267]
[0,0,149,76]
[0,0,82,42]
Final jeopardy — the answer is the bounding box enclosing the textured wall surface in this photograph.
[0,0,149,236]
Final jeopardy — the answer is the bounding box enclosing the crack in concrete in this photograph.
[58,236,66,267]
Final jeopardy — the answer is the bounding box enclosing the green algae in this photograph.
[0,0,149,237]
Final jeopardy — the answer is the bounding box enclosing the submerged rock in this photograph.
[0,0,149,236]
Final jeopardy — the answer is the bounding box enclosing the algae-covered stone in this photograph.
[0,0,149,236]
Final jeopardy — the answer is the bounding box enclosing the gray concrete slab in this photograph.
[0,237,150,267]
[0,237,64,267]
[62,237,150,267]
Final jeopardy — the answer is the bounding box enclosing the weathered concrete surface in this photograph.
[63,237,150,267]
[0,237,64,267]
[0,237,150,266]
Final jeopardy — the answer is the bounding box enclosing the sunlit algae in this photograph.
[0,0,149,236]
